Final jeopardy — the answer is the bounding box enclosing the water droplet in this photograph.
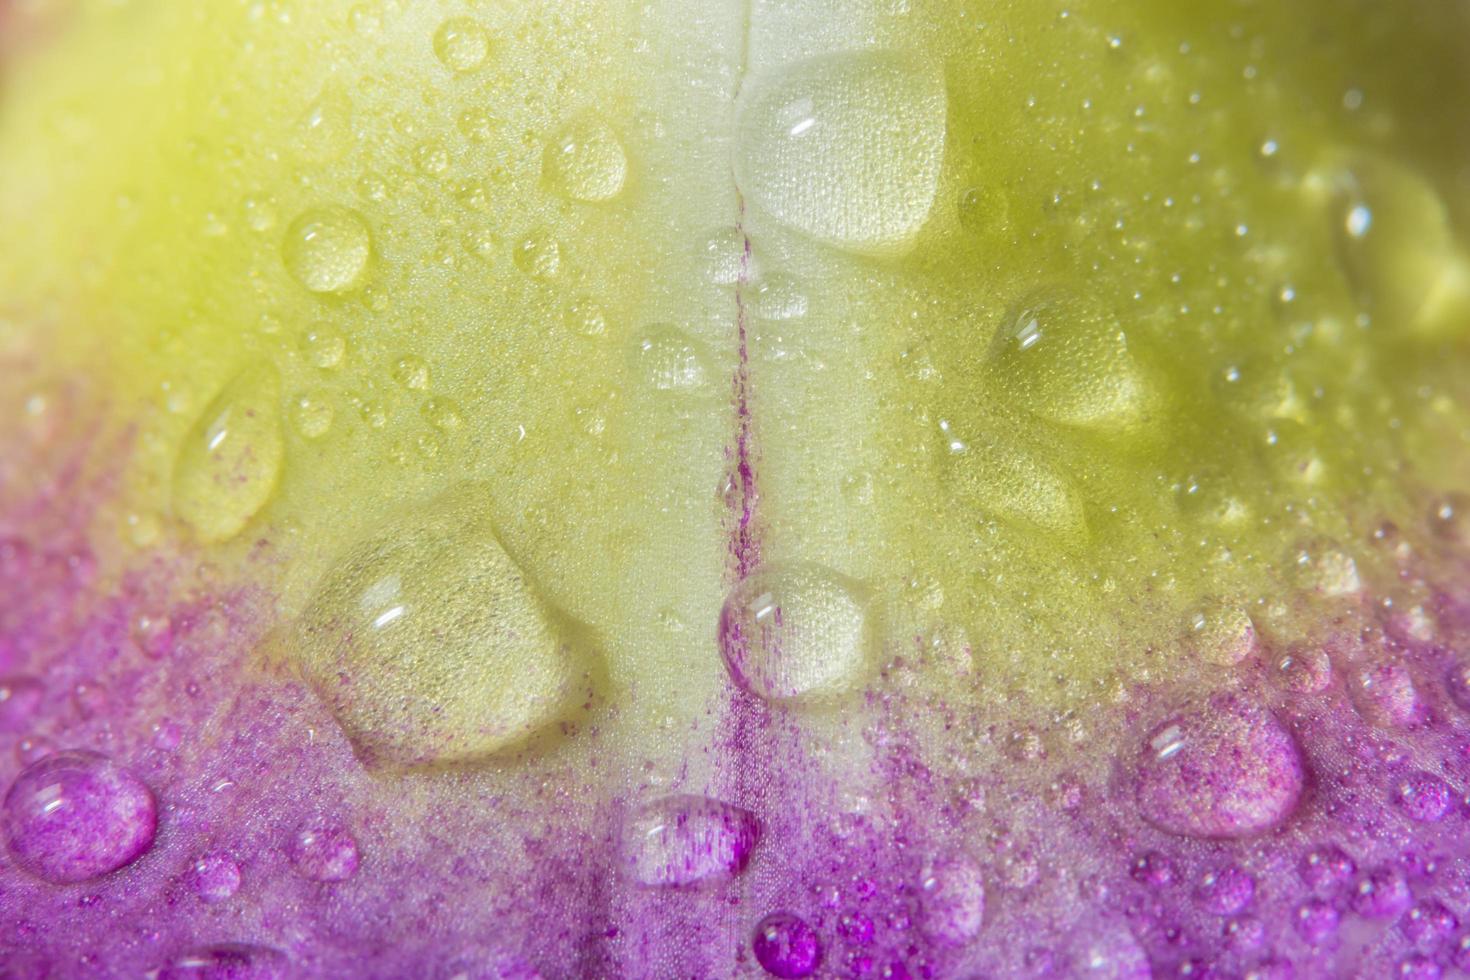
[957,184,1009,236]
[1393,771,1451,822]
[242,195,277,233]
[191,853,241,903]
[1070,927,1151,978]
[985,292,1152,432]
[0,675,43,733]
[1348,662,1426,728]
[3,751,156,883]
[632,325,711,392]
[718,564,872,702]
[1276,646,1333,694]
[158,944,289,980]
[1403,900,1458,950]
[301,325,346,369]
[564,297,608,338]
[1353,866,1412,919]
[749,273,808,320]
[433,17,491,74]
[414,140,450,177]
[172,364,284,544]
[421,397,463,432]
[391,355,431,390]
[542,116,627,202]
[752,912,822,979]
[1135,694,1304,839]
[1301,844,1356,894]
[1397,955,1443,980]
[293,486,589,766]
[735,52,946,255]
[1195,865,1255,915]
[621,795,761,887]
[287,825,359,882]
[513,231,561,279]
[1130,851,1177,888]
[283,207,371,293]
[1184,602,1257,667]
[1294,899,1339,943]
[918,855,985,945]
[701,227,748,285]
[1447,662,1470,711]
[944,422,1086,537]
[1296,547,1361,597]
[289,390,334,440]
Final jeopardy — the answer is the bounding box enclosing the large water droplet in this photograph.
[542,116,627,202]
[735,52,946,255]
[621,795,761,887]
[985,292,1153,432]
[3,750,156,883]
[718,564,872,702]
[294,485,591,766]
[172,364,284,544]
[752,912,822,978]
[283,207,371,294]
[158,944,289,980]
[433,17,491,74]
[1135,694,1304,839]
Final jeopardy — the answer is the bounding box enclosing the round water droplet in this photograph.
[1446,662,1470,710]
[287,825,359,882]
[1352,866,1412,919]
[1347,662,1425,728]
[1393,771,1451,822]
[1184,602,1257,667]
[542,116,627,202]
[421,397,463,432]
[1196,865,1255,915]
[735,52,946,255]
[433,17,491,73]
[1135,694,1304,839]
[0,675,43,733]
[631,325,711,392]
[1301,844,1356,894]
[1276,645,1332,694]
[1130,851,1177,888]
[718,564,872,702]
[301,326,346,369]
[621,795,761,887]
[159,944,289,980]
[294,486,589,766]
[985,292,1153,432]
[289,390,334,440]
[191,853,241,903]
[391,354,431,391]
[564,297,608,338]
[752,912,822,979]
[701,227,748,285]
[918,855,985,945]
[3,750,156,883]
[1070,926,1151,978]
[283,207,371,294]
[171,364,284,544]
[749,274,808,320]
[1404,900,1459,950]
[1294,899,1339,943]
[513,231,561,280]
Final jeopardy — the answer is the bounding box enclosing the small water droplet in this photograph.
[1393,771,1451,822]
[621,795,760,887]
[171,364,284,544]
[701,227,748,285]
[1195,865,1255,915]
[421,396,463,432]
[632,325,711,392]
[287,825,359,882]
[513,231,561,280]
[159,944,288,980]
[391,354,431,390]
[542,116,627,202]
[0,675,44,733]
[1184,602,1257,666]
[301,325,346,369]
[752,912,822,979]
[718,564,871,702]
[283,207,371,294]
[1135,694,1304,839]
[2,751,156,883]
[1294,899,1339,943]
[433,17,491,73]
[564,297,608,337]
[749,273,808,320]
[191,853,241,903]
[1348,662,1426,728]
[1352,866,1412,919]
[918,855,985,945]
[289,390,334,440]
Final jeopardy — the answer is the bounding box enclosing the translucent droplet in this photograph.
[391,354,431,390]
[513,231,561,280]
[718,564,871,702]
[1393,770,1451,823]
[621,795,761,887]
[294,88,352,164]
[1352,865,1411,919]
[632,325,711,392]
[190,853,241,903]
[752,912,822,979]
[1294,899,1339,943]
[985,292,1152,432]
[1300,844,1356,895]
[2,751,156,883]
[957,184,1010,236]
[158,944,288,980]
[172,364,284,544]
[421,397,463,432]
[301,325,346,369]
[287,825,359,882]
[749,273,808,320]
[701,227,748,285]
[293,486,590,766]
[289,390,334,440]
[1347,662,1425,728]
[1070,926,1151,978]
[1184,602,1257,667]
[542,116,627,202]
[918,855,985,945]
[283,207,371,293]
[1195,865,1255,915]
[433,17,491,74]
[1135,694,1304,839]
[735,52,947,255]
[564,297,608,337]
[944,423,1086,537]
[242,195,278,233]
